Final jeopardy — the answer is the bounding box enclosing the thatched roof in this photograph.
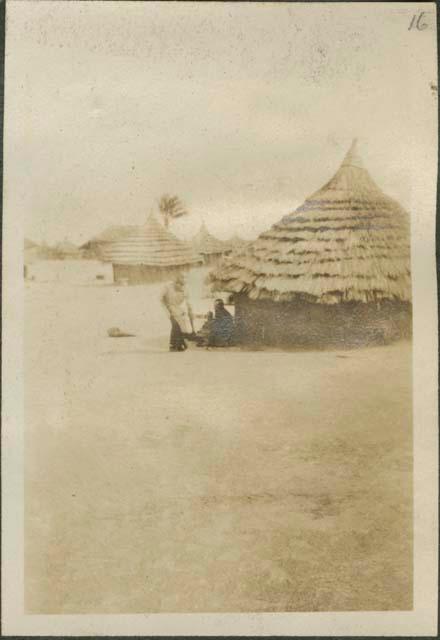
[192,223,231,256]
[211,140,411,304]
[101,215,202,268]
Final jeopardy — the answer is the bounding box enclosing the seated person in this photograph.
[195,311,214,347]
[209,298,234,347]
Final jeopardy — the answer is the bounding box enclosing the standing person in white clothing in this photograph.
[160,274,195,352]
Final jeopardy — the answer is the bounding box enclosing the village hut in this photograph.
[101,214,203,284]
[80,225,137,259]
[210,140,412,346]
[192,222,232,264]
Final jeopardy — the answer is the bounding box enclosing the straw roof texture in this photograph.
[193,223,231,256]
[101,215,202,268]
[211,140,411,304]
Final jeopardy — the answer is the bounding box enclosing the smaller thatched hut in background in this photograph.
[101,215,202,284]
[192,223,232,264]
[210,140,412,347]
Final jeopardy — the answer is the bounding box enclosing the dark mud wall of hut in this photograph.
[234,295,412,347]
[113,264,193,285]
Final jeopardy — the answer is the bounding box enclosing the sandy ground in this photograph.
[25,273,413,613]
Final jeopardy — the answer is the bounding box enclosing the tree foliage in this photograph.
[158,194,188,228]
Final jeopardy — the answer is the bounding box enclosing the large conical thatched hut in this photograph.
[101,215,202,284]
[211,140,412,346]
[192,222,232,264]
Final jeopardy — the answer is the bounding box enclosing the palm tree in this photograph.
[158,194,188,229]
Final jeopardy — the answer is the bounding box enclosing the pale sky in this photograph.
[5,1,435,244]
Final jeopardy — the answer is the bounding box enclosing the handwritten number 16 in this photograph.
[408,12,429,30]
